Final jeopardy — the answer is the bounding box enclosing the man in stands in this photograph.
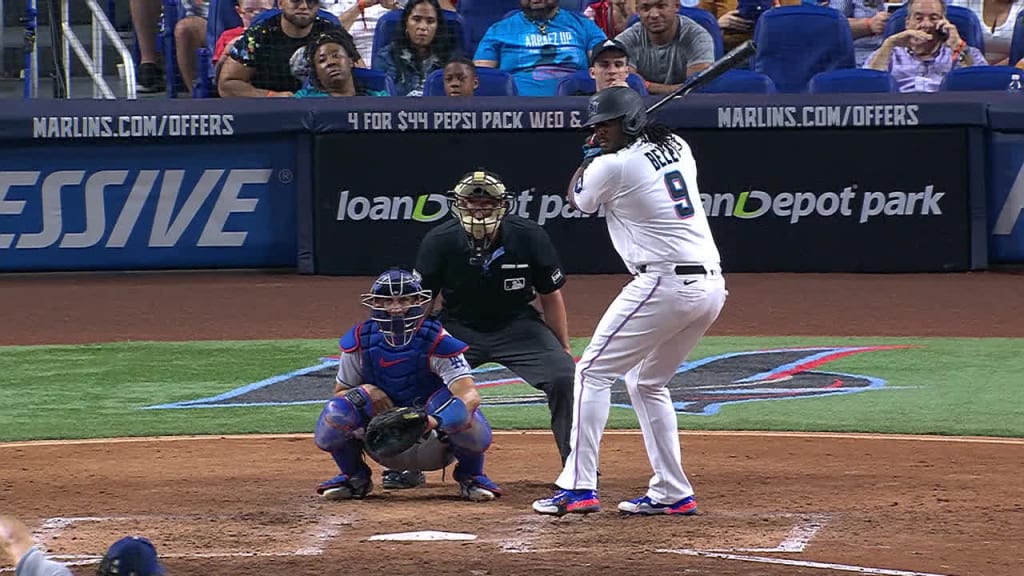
[219,0,352,97]
[863,0,985,92]
[473,0,607,96]
[614,0,713,95]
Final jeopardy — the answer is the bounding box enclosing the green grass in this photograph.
[1,336,1022,442]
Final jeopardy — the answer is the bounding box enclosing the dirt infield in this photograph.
[2,271,1023,576]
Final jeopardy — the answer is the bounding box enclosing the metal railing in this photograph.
[26,0,138,99]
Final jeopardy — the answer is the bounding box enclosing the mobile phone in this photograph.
[933,24,949,42]
[885,3,902,13]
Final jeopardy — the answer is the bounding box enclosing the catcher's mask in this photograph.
[448,170,516,264]
[360,268,433,347]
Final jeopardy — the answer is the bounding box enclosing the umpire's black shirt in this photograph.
[415,215,566,332]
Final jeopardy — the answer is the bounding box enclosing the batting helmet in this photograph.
[584,85,647,136]
[448,169,516,263]
[360,268,433,347]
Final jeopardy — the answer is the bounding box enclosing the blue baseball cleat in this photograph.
[532,489,601,516]
[617,495,698,515]
[316,472,372,501]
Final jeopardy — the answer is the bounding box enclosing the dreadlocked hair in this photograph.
[303,29,361,89]
[638,123,676,148]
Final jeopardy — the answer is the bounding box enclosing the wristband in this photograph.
[431,396,470,433]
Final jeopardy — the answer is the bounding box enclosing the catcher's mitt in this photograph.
[365,406,431,458]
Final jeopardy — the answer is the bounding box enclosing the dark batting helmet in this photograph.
[583,85,647,136]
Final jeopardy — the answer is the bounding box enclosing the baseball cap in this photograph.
[590,39,630,65]
[97,536,166,576]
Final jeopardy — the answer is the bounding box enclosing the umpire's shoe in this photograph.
[381,469,426,490]
[316,471,372,500]
[532,489,601,516]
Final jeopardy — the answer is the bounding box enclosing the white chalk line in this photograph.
[2,430,1022,449]
[657,549,951,576]
[705,513,830,553]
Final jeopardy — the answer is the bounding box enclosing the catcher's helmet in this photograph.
[360,268,433,347]
[448,169,516,264]
[584,85,647,136]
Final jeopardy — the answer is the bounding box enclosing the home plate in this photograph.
[368,531,477,542]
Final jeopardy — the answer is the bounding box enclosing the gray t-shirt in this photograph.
[16,547,72,576]
[615,15,714,85]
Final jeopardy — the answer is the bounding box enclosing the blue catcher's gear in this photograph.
[360,268,433,347]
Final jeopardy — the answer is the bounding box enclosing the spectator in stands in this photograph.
[864,0,986,92]
[374,0,458,96]
[562,38,633,94]
[950,0,1024,64]
[586,0,639,38]
[175,0,211,94]
[828,0,891,66]
[295,29,390,96]
[128,0,165,92]
[220,0,350,97]
[699,0,755,52]
[474,0,607,96]
[214,0,275,65]
[1,515,71,576]
[615,0,714,94]
[443,56,480,95]
[328,0,399,67]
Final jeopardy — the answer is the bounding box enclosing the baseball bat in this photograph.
[645,40,758,115]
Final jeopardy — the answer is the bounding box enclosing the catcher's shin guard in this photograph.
[314,390,371,450]
[426,389,492,455]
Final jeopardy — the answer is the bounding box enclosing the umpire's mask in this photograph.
[448,170,516,264]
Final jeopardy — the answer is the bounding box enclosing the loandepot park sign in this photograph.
[145,346,906,415]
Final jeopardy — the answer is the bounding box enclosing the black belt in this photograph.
[637,264,706,275]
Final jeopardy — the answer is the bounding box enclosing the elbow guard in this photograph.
[431,396,470,434]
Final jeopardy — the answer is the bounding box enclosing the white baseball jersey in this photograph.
[574,133,720,274]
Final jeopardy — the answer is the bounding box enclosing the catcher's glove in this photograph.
[365,406,431,458]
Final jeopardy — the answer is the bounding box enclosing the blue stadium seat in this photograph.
[625,7,725,59]
[693,69,776,93]
[554,69,650,95]
[559,0,587,10]
[808,68,896,93]
[353,67,398,96]
[940,65,1023,91]
[883,5,985,52]
[1009,12,1024,66]
[207,0,243,56]
[371,10,469,70]
[422,67,519,96]
[752,5,855,93]
[457,0,521,56]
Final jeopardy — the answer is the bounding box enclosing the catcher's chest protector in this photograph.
[359,320,446,407]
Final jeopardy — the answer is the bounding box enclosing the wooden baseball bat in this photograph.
[645,40,758,115]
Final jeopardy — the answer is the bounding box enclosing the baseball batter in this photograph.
[533,86,728,516]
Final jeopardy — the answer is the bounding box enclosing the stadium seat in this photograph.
[371,10,470,70]
[625,7,725,59]
[422,67,519,96]
[457,0,521,56]
[1009,12,1024,67]
[752,5,855,93]
[940,65,1023,91]
[808,68,896,93]
[693,69,776,93]
[883,5,985,52]
[559,0,587,10]
[207,0,243,58]
[554,69,650,95]
[353,67,399,96]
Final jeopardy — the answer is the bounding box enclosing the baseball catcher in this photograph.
[313,268,501,502]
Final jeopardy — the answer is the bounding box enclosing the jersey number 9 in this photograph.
[664,170,694,219]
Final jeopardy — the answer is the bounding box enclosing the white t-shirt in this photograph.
[573,133,721,274]
[326,0,394,66]
[954,0,1024,63]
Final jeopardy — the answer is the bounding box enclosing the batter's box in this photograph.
[34,514,349,560]
[532,512,829,554]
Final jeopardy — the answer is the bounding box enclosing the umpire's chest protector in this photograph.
[353,320,449,407]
